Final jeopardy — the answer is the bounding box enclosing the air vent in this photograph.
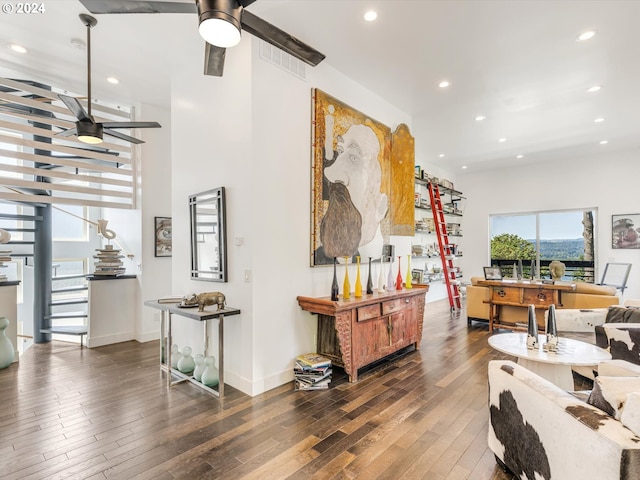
[259,40,306,80]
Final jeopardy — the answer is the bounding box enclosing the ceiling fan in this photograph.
[78,0,326,77]
[57,13,161,145]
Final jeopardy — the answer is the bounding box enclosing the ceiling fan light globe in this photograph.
[76,121,103,144]
[199,17,241,48]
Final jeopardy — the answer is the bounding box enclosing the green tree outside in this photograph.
[491,233,536,260]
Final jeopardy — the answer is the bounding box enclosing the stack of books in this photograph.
[294,353,332,390]
[93,245,125,276]
[0,249,10,281]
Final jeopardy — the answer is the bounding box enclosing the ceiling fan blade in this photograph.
[79,0,196,14]
[103,128,145,144]
[55,127,78,137]
[204,43,226,77]
[241,10,325,67]
[58,94,92,122]
[101,121,161,128]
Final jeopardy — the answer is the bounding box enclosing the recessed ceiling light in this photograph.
[594,117,605,123]
[498,138,507,143]
[516,154,524,159]
[438,81,450,88]
[106,76,119,84]
[10,44,27,54]
[600,140,609,145]
[364,10,377,22]
[475,115,486,122]
[577,30,596,41]
[439,154,445,158]
[462,166,467,169]
[587,85,602,93]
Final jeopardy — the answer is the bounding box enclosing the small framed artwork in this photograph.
[154,217,172,257]
[612,214,640,249]
[483,266,503,280]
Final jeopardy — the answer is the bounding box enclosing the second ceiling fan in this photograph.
[78,0,326,77]
[58,13,161,145]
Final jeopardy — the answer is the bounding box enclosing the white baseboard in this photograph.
[87,331,134,348]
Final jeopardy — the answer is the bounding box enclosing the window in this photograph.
[490,209,595,282]
[52,205,88,241]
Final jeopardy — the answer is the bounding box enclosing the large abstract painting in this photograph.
[311,89,392,266]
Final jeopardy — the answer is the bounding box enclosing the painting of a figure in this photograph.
[612,214,640,249]
[311,89,391,266]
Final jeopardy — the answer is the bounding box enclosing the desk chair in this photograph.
[597,262,632,296]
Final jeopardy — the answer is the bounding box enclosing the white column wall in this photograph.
[457,148,640,300]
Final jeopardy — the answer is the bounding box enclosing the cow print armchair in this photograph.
[488,360,640,480]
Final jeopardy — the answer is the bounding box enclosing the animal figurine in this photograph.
[196,291,226,312]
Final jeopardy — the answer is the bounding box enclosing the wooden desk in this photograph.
[145,300,240,399]
[297,287,428,382]
[477,280,575,332]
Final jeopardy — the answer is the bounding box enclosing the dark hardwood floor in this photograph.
[0,299,593,479]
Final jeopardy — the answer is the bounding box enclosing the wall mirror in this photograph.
[189,187,227,282]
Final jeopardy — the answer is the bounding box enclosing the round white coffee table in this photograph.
[488,332,611,390]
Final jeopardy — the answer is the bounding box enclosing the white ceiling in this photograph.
[1,0,639,171]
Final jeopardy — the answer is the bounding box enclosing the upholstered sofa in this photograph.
[467,276,620,328]
[488,360,640,479]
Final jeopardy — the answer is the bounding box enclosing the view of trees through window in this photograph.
[490,210,595,282]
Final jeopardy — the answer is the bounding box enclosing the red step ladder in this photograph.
[427,183,461,311]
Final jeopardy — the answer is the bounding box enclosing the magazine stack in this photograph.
[0,249,10,281]
[93,244,125,276]
[294,353,332,390]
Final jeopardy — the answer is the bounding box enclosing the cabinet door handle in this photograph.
[388,319,393,346]
[497,289,506,297]
[405,299,410,303]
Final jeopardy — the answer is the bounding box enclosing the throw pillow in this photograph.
[587,376,640,418]
[605,305,640,324]
[620,392,640,437]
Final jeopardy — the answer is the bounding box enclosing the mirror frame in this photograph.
[189,186,227,282]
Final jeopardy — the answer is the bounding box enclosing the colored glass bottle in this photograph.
[343,256,351,299]
[396,255,403,290]
[355,256,363,297]
[177,346,195,375]
[331,257,339,301]
[405,255,412,289]
[387,256,395,290]
[378,256,386,293]
[366,257,374,294]
[201,355,219,387]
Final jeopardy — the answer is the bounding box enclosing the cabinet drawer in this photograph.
[522,288,555,305]
[357,303,381,322]
[490,286,521,304]
[382,298,410,315]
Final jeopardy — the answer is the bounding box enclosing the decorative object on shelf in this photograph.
[171,344,180,369]
[0,228,11,244]
[545,304,559,352]
[331,257,339,301]
[411,269,423,284]
[195,291,226,312]
[405,255,412,289]
[517,259,524,281]
[0,317,15,369]
[93,244,125,276]
[154,216,172,257]
[342,256,351,299]
[387,255,395,290]
[177,346,195,375]
[201,355,219,387]
[526,305,538,350]
[193,353,205,381]
[511,262,518,280]
[549,261,566,281]
[354,256,363,298]
[378,256,385,293]
[396,255,403,290]
[530,259,537,281]
[366,257,374,294]
[97,219,117,240]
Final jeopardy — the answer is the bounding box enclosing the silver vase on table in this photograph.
[545,304,558,351]
[527,305,538,350]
